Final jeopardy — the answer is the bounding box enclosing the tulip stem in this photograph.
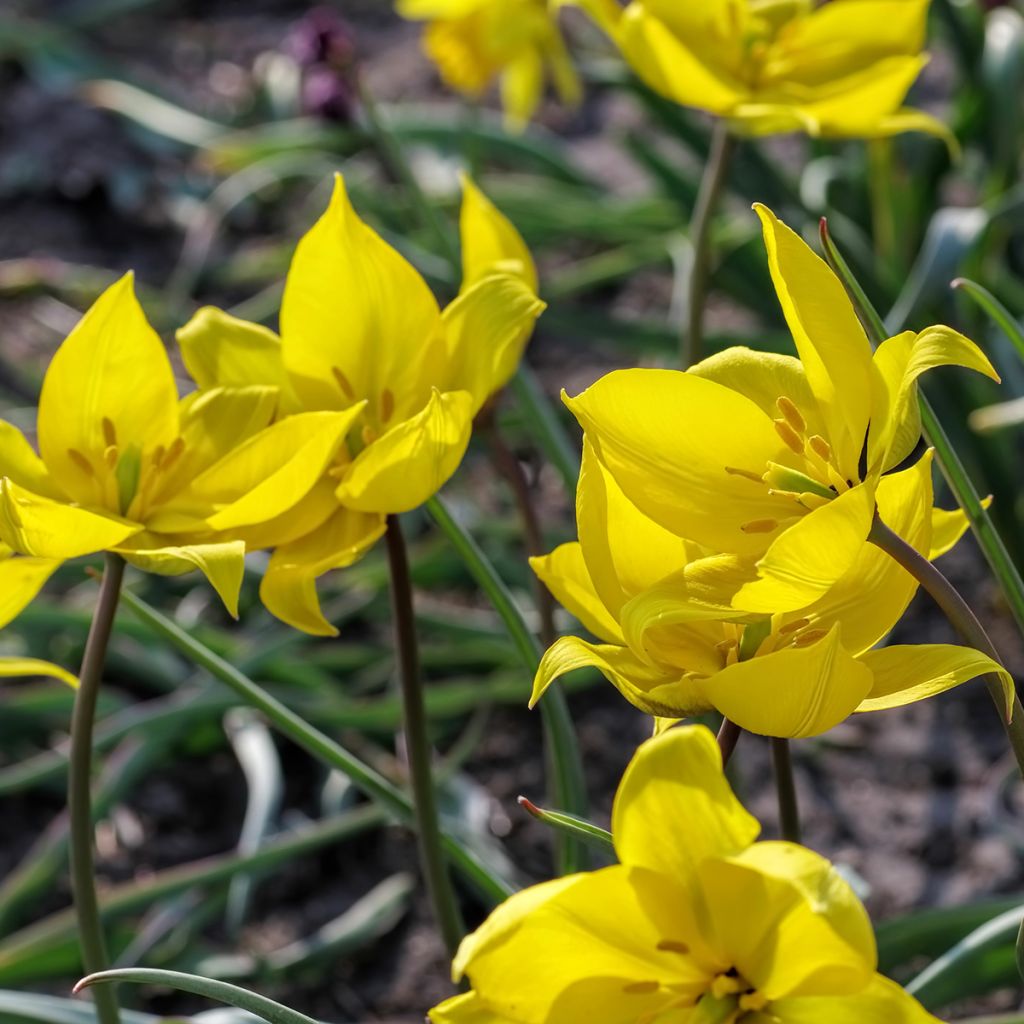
[69,553,125,1024]
[717,718,742,766]
[384,515,465,957]
[771,739,801,843]
[867,517,1024,778]
[682,121,735,368]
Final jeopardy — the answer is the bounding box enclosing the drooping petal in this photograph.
[423,14,495,97]
[335,390,474,514]
[194,408,365,531]
[856,644,1014,719]
[116,540,246,618]
[500,48,544,130]
[429,992,517,1024]
[612,726,760,887]
[459,174,538,292]
[259,507,387,636]
[0,554,62,628]
[531,634,708,719]
[0,421,61,499]
[731,482,877,614]
[771,974,942,1023]
[702,625,873,738]
[280,174,444,421]
[0,479,141,558]
[0,656,77,689]
[565,368,787,556]
[754,206,873,480]
[868,325,999,474]
[529,542,623,644]
[929,499,988,560]
[37,273,179,508]
[698,844,875,1001]
[441,275,544,412]
[176,307,289,392]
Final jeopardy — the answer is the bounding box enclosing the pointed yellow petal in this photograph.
[500,48,544,130]
[868,325,999,473]
[565,368,786,556]
[335,390,473,513]
[459,175,537,292]
[929,497,990,560]
[703,625,873,737]
[754,206,873,479]
[0,554,62,628]
[280,174,443,418]
[441,275,544,411]
[0,656,77,689]
[196,408,364,530]
[612,725,760,884]
[117,541,246,618]
[176,306,288,391]
[0,421,61,498]
[771,974,943,1023]
[732,482,876,613]
[37,273,179,509]
[857,643,1014,719]
[0,479,141,558]
[529,542,623,644]
[429,992,517,1024]
[259,507,386,636]
[531,634,706,718]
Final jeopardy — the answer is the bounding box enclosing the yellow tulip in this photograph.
[529,437,1012,738]
[566,204,999,615]
[574,0,949,140]
[430,724,941,1023]
[177,173,544,635]
[397,0,581,129]
[0,276,360,616]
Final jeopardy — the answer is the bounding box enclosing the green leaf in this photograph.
[517,797,614,852]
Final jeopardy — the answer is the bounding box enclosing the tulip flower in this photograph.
[574,0,948,140]
[0,275,364,615]
[177,173,544,635]
[530,437,1012,738]
[430,724,941,1023]
[396,0,581,129]
[566,205,999,615]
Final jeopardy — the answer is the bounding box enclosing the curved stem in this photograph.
[868,517,1024,777]
[69,553,125,1024]
[771,738,801,843]
[717,718,742,766]
[384,516,465,957]
[682,121,735,368]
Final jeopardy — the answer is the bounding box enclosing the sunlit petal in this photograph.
[529,542,623,644]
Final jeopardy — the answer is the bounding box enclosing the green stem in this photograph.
[384,516,465,956]
[867,517,1024,778]
[118,588,513,906]
[509,367,580,498]
[682,121,735,368]
[69,553,125,1024]
[771,738,801,843]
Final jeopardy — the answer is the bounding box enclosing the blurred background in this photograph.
[1,0,1024,1020]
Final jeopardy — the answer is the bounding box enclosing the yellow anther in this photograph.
[808,434,832,462]
[711,975,745,999]
[725,465,765,484]
[656,939,690,954]
[151,444,166,468]
[715,638,739,653]
[793,628,829,647]
[327,464,346,479]
[739,991,769,1012]
[67,448,94,477]
[826,465,850,493]
[162,436,186,471]
[778,617,810,635]
[740,518,779,534]
[776,396,806,434]
[380,388,395,423]
[331,366,355,400]
[798,491,831,511]
[103,445,119,469]
[773,419,805,455]
[361,424,378,447]
[622,981,660,994]
[101,417,118,448]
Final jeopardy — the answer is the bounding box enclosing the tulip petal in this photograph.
[0,421,61,498]
[529,542,623,644]
[196,408,364,530]
[565,368,786,556]
[335,390,473,513]
[460,175,538,292]
[441,275,544,411]
[754,206,873,479]
[703,625,873,738]
[0,554,62,628]
[0,479,141,558]
[117,541,246,618]
[771,974,942,1023]
[501,48,544,130]
[857,644,1014,719]
[37,273,179,508]
[929,499,989,560]
[281,174,444,419]
[176,307,289,392]
[869,325,1000,473]
[429,992,516,1024]
[612,726,760,887]
[260,507,386,636]
[732,482,876,613]
[0,656,77,689]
